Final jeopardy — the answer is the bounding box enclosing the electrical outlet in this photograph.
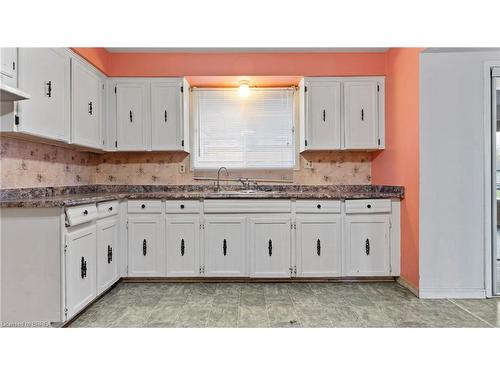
[304,160,313,169]
[179,164,186,174]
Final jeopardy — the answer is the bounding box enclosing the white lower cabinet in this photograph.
[249,216,291,278]
[204,215,247,277]
[344,215,390,276]
[166,215,200,277]
[96,217,119,294]
[65,224,97,319]
[296,215,342,277]
[128,215,164,276]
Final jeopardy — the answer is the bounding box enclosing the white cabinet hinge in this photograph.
[64,308,68,318]
[289,267,294,276]
[294,266,297,276]
[64,244,68,253]
[126,221,128,230]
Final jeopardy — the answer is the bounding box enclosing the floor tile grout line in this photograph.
[447,299,495,328]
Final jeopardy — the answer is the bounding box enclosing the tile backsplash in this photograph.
[0,137,372,188]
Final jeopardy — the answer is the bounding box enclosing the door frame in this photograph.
[484,61,500,297]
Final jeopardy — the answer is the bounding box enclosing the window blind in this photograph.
[193,89,295,170]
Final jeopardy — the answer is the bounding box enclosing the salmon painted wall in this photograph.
[372,48,422,290]
[71,49,386,77]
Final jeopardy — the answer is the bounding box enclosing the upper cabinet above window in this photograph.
[300,77,385,151]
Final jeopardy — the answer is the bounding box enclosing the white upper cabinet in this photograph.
[1,48,17,87]
[305,80,341,150]
[16,48,70,142]
[71,59,102,149]
[344,80,380,149]
[116,82,149,151]
[151,81,182,150]
[302,77,384,151]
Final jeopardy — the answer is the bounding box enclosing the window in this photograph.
[192,88,296,170]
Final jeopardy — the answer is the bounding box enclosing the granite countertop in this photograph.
[0,184,405,208]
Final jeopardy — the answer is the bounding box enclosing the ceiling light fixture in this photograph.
[238,80,250,98]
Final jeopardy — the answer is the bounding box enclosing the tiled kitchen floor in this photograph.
[68,282,499,328]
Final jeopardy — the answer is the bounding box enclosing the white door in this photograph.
[151,82,182,150]
[1,48,17,86]
[344,215,390,276]
[306,80,341,150]
[249,216,291,278]
[71,59,101,148]
[65,225,97,319]
[128,215,163,276]
[96,218,119,294]
[166,215,200,277]
[204,215,246,277]
[116,83,148,150]
[296,215,342,277]
[344,81,379,149]
[17,48,70,142]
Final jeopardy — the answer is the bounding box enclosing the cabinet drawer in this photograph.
[97,200,119,218]
[345,199,391,214]
[204,199,291,213]
[66,204,98,226]
[128,200,162,214]
[296,200,341,213]
[165,200,200,214]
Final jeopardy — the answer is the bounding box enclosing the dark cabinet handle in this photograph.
[223,239,227,256]
[45,81,52,97]
[88,101,93,115]
[365,238,370,256]
[129,110,133,123]
[80,256,87,279]
[322,109,326,122]
[180,239,185,256]
[361,108,364,121]
[268,239,273,256]
[317,204,321,209]
[107,245,113,264]
[143,239,147,256]
[164,110,168,123]
[83,209,88,215]
[180,204,185,209]
[317,239,321,256]
[141,204,146,209]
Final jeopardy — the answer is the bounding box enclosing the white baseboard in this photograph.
[419,288,486,299]
[396,277,419,297]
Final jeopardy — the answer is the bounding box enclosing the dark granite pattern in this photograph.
[0,184,404,208]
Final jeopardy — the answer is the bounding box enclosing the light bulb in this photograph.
[238,81,250,98]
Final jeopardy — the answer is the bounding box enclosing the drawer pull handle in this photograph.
[268,239,273,257]
[141,204,146,209]
[45,80,52,97]
[107,245,113,264]
[361,108,364,121]
[367,204,372,209]
[317,239,321,256]
[222,239,227,256]
[83,209,88,215]
[180,238,185,256]
[180,204,185,209]
[80,256,87,279]
[365,238,370,256]
[108,206,113,211]
[317,204,321,209]
[88,101,93,115]
[143,239,147,256]
[322,109,326,122]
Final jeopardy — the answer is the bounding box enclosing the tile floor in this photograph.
[68,282,499,328]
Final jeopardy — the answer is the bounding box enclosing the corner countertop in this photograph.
[0,184,405,208]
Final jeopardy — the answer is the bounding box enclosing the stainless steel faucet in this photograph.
[216,167,229,192]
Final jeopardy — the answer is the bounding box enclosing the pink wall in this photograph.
[71,48,110,74]
[372,48,422,290]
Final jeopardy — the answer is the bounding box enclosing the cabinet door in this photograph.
[151,82,182,150]
[204,215,246,277]
[344,81,379,149]
[128,215,163,276]
[97,218,119,294]
[306,81,341,150]
[1,48,17,86]
[65,225,97,319]
[17,48,70,142]
[344,215,390,276]
[296,215,342,277]
[116,83,148,150]
[166,215,200,277]
[71,59,101,148]
[249,216,291,278]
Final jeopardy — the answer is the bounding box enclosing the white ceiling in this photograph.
[105,48,388,53]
